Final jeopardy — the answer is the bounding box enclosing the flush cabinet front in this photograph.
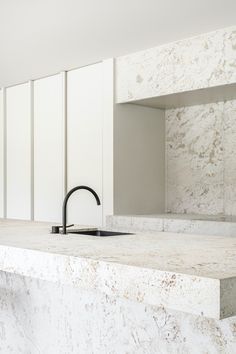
[6,83,32,220]
[67,63,103,227]
[0,60,113,225]
[34,74,65,222]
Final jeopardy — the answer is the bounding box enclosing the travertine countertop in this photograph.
[0,218,236,320]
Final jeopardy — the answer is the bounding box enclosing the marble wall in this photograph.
[166,99,236,215]
[116,26,236,103]
[1,270,236,354]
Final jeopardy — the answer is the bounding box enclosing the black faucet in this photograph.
[62,185,101,234]
[52,185,101,235]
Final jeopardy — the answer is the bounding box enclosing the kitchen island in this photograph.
[0,219,236,353]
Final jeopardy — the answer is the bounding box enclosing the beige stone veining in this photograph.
[0,219,236,319]
[1,218,236,279]
[166,99,236,215]
[116,25,236,216]
[1,271,236,354]
[116,26,236,103]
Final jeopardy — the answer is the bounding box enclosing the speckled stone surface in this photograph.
[166,99,236,215]
[1,271,236,354]
[107,214,236,237]
[166,102,224,215]
[116,25,236,216]
[1,219,236,321]
[224,99,236,216]
[116,26,236,103]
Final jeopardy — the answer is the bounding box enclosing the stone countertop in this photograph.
[0,219,236,320]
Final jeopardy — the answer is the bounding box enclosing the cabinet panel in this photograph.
[6,83,31,220]
[34,74,64,222]
[67,64,103,226]
[0,90,4,217]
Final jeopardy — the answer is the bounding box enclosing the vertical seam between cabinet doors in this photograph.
[111,59,115,218]
[101,63,104,227]
[3,88,7,218]
[62,71,67,197]
[3,61,101,91]
[30,81,34,221]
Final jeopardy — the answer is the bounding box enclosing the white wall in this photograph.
[102,59,114,224]
[0,89,4,217]
[114,103,165,215]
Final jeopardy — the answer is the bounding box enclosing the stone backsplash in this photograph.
[166,99,236,215]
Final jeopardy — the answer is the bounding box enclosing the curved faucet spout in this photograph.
[62,185,101,234]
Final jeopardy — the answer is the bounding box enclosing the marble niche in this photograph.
[115,25,236,217]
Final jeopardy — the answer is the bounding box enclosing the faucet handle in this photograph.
[51,224,74,234]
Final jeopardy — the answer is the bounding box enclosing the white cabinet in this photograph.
[1,60,114,225]
[0,58,164,224]
[6,83,32,220]
[0,89,4,217]
[34,74,65,222]
[67,63,103,226]
[1,58,164,225]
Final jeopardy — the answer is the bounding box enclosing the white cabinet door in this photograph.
[67,63,103,226]
[34,74,65,222]
[6,83,31,220]
[0,89,4,218]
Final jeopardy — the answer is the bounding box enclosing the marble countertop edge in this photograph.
[0,243,234,320]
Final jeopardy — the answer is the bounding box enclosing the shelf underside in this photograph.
[126,82,236,109]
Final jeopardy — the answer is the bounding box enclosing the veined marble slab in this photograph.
[166,99,236,216]
[166,101,224,215]
[1,271,236,354]
[107,214,236,236]
[1,219,236,319]
[116,26,236,103]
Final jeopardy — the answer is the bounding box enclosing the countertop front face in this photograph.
[0,218,236,320]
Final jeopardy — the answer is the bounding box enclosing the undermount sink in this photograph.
[68,230,133,237]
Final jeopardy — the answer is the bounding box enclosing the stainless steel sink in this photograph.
[68,230,133,237]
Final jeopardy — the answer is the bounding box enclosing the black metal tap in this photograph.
[51,185,101,235]
[62,185,101,234]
